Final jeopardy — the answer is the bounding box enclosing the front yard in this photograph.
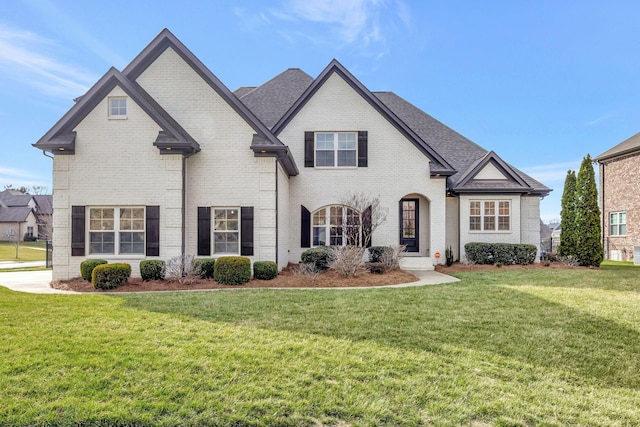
[1,265,639,426]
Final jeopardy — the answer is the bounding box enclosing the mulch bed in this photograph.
[435,261,592,274]
[51,265,420,293]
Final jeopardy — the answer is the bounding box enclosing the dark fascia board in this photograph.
[271,59,457,177]
[594,147,640,163]
[250,135,300,175]
[123,29,298,175]
[33,67,199,156]
[453,151,531,191]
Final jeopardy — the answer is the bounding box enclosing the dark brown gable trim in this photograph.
[145,206,160,256]
[197,207,211,256]
[358,131,368,168]
[240,206,254,256]
[71,206,85,256]
[304,132,314,167]
[301,205,311,248]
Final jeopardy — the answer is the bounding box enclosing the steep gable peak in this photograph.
[453,151,533,193]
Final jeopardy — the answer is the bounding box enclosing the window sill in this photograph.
[313,166,358,170]
[469,230,512,234]
[87,254,145,259]
[108,116,128,120]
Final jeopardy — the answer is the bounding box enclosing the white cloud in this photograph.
[240,0,412,58]
[521,160,582,184]
[0,165,49,190]
[586,112,615,127]
[0,25,97,99]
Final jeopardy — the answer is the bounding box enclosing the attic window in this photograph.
[108,97,127,119]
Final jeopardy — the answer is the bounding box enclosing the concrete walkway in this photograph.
[0,267,458,295]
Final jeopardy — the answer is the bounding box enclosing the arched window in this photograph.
[312,205,361,246]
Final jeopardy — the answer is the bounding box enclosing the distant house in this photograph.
[33,29,551,280]
[594,133,640,261]
[0,190,52,241]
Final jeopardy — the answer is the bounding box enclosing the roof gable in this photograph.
[123,29,298,175]
[453,151,533,193]
[33,67,199,156]
[271,59,456,176]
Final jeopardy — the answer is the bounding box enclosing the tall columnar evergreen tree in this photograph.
[558,170,578,257]
[575,154,603,266]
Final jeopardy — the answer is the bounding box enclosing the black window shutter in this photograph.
[146,206,160,256]
[71,206,85,256]
[240,206,254,256]
[197,207,211,256]
[301,205,311,248]
[358,131,368,167]
[363,205,372,248]
[304,131,314,167]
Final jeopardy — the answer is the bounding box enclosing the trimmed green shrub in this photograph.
[214,256,251,285]
[253,261,278,280]
[465,242,537,266]
[366,262,386,274]
[92,263,131,290]
[301,247,333,270]
[140,260,165,281]
[445,245,454,267]
[194,258,216,279]
[80,259,108,281]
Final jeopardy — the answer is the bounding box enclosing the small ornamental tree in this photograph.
[558,170,578,257]
[339,192,388,248]
[575,154,603,267]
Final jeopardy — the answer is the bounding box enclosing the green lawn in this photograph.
[0,240,46,262]
[1,266,639,426]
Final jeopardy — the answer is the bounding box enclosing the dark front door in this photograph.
[400,199,419,252]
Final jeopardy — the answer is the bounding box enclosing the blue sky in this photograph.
[2,0,639,222]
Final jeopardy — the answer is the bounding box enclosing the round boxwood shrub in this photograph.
[214,256,251,285]
[300,246,333,270]
[80,259,108,281]
[92,263,131,290]
[253,261,278,280]
[368,246,390,263]
[194,258,216,279]
[140,260,165,281]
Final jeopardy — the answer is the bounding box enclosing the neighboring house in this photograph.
[594,132,640,261]
[540,220,552,255]
[0,189,52,241]
[550,224,561,253]
[33,29,551,280]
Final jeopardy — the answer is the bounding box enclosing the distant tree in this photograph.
[29,185,49,195]
[558,170,578,257]
[575,155,603,267]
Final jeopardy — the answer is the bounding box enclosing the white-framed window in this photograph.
[315,132,357,167]
[213,208,239,254]
[312,205,360,246]
[27,226,34,239]
[89,207,145,255]
[469,200,510,231]
[610,211,626,236]
[108,97,127,118]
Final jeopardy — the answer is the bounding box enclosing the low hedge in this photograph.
[214,256,251,285]
[80,259,108,281]
[140,260,165,281]
[253,261,278,280]
[300,247,332,270]
[194,258,216,279]
[92,263,131,290]
[464,242,537,265]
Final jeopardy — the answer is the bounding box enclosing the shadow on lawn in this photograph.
[117,277,640,390]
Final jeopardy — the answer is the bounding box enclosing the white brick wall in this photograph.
[136,47,278,263]
[278,73,447,264]
[52,86,183,280]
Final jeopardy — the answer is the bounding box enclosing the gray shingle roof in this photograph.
[33,195,53,215]
[237,69,314,129]
[0,206,33,222]
[0,190,33,207]
[237,66,550,195]
[595,132,640,162]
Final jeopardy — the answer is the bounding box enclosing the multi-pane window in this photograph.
[109,97,127,117]
[315,132,357,167]
[313,205,360,246]
[89,207,145,255]
[469,200,510,231]
[214,208,239,254]
[610,211,626,236]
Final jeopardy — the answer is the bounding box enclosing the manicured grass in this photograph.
[0,241,46,262]
[1,267,639,425]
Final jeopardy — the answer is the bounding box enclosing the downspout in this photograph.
[182,156,186,259]
[601,162,606,258]
[275,161,279,266]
